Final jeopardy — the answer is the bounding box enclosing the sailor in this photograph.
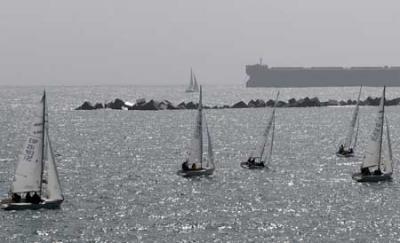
[31,193,41,204]
[248,157,255,165]
[338,144,345,153]
[191,163,197,170]
[361,167,371,176]
[11,193,21,203]
[25,192,32,203]
[373,169,382,175]
[182,161,189,171]
[348,148,353,154]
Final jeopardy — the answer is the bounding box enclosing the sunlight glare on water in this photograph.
[0,85,399,242]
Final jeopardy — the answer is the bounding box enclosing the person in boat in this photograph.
[361,167,371,176]
[373,169,383,176]
[248,157,255,165]
[182,160,189,171]
[191,163,198,170]
[11,193,21,203]
[348,148,353,154]
[25,192,32,203]
[338,144,345,154]
[31,193,42,204]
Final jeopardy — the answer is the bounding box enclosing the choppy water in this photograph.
[1,85,400,242]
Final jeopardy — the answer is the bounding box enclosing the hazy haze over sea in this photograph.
[0,85,400,242]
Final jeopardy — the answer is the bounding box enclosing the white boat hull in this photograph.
[352,172,392,182]
[177,168,214,177]
[1,199,63,210]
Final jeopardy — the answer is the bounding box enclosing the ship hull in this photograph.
[246,64,400,87]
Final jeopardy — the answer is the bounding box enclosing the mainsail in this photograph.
[11,95,45,193]
[361,87,385,172]
[344,86,362,149]
[186,69,195,92]
[254,91,279,161]
[193,74,199,92]
[264,115,276,164]
[187,86,203,167]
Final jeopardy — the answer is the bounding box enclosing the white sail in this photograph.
[361,87,385,171]
[186,69,194,91]
[344,86,362,149]
[187,86,203,167]
[11,95,45,193]
[352,116,360,149]
[264,115,275,164]
[383,117,393,173]
[45,132,63,200]
[254,92,279,160]
[205,119,215,168]
[193,74,199,92]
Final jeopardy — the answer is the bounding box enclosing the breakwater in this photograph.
[75,96,400,110]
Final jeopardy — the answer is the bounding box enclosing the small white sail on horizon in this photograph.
[193,74,199,92]
[186,69,199,93]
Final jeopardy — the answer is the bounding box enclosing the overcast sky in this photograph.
[1,0,400,86]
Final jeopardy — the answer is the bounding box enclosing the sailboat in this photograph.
[337,86,362,157]
[178,86,215,177]
[241,92,279,169]
[352,86,393,182]
[185,69,199,93]
[1,91,64,210]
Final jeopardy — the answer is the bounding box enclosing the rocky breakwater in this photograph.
[75,96,400,111]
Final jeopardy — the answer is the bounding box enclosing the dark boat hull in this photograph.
[1,200,63,210]
[240,161,267,169]
[336,151,354,158]
[352,172,392,182]
[177,168,214,177]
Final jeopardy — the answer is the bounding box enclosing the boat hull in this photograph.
[177,168,214,177]
[336,152,354,158]
[352,172,392,182]
[240,161,267,169]
[1,199,63,210]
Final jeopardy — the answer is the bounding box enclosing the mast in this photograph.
[377,86,385,171]
[199,85,203,167]
[39,90,46,197]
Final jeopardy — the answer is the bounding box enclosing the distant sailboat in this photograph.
[193,74,199,92]
[1,91,64,210]
[178,86,215,177]
[337,86,362,157]
[241,92,279,169]
[185,69,199,93]
[352,86,393,182]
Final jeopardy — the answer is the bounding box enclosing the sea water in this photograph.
[0,85,399,242]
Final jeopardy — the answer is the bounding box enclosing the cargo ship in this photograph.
[246,62,400,87]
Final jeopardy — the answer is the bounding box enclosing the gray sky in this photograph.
[1,0,400,86]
